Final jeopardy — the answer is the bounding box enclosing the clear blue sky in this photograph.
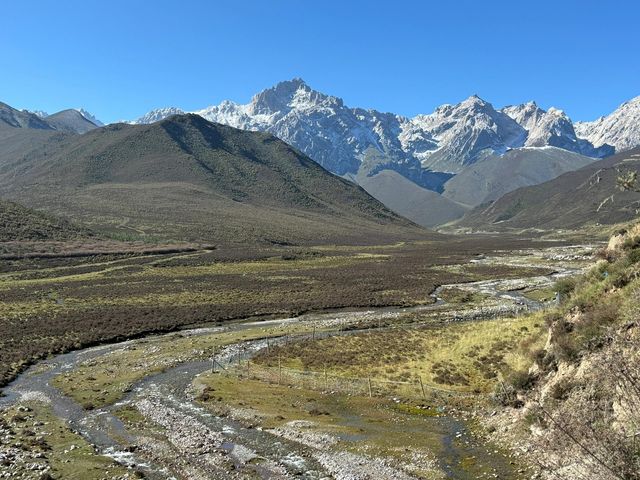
[2,0,638,123]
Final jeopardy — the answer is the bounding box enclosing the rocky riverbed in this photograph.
[0,244,597,479]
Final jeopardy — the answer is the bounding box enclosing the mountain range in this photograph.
[0,102,101,134]
[0,110,423,245]
[132,79,621,173]
[129,79,639,226]
[2,81,639,237]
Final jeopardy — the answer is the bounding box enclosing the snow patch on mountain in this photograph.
[28,110,49,118]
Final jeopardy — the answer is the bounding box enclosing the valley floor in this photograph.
[0,241,597,479]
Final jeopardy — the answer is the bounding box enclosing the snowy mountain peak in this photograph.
[130,80,630,179]
[78,109,104,127]
[248,77,342,116]
[502,102,612,157]
[28,109,49,118]
[408,95,527,171]
[575,96,640,151]
[463,94,489,106]
[547,106,566,118]
[132,107,185,125]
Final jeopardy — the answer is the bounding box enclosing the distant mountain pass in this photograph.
[356,169,467,227]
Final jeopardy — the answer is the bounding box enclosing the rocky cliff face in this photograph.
[502,102,613,157]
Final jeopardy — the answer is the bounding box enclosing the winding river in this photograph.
[0,246,594,479]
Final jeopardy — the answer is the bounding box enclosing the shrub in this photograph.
[628,248,640,264]
[554,277,577,299]
[552,331,580,362]
[523,406,544,427]
[492,381,523,408]
[544,310,563,327]
[549,377,575,400]
[622,235,640,251]
[507,369,535,391]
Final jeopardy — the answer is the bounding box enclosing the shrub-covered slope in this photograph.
[457,148,640,231]
[493,224,640,479]
[0,199,88,241]
[0,114,426,244]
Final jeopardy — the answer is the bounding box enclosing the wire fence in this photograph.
[204,296,553,403]
[213,359,481,403]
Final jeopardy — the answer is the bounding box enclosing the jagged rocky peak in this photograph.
[248,78,342,115]
[133,107,186,125]
[503,102,573,145]
[502,101,613,157]
[575,96,640,151]
[407,94,527,171]
[78,109,104,127]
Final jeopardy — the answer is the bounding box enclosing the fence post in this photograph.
[278,355,282,385]
[368,376,373,397]
[419,376,426,400]
[211,346,216,373]
[324,365,328,390]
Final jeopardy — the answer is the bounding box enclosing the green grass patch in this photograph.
[52,322,324,409]
[255,315,547,394]
[522,287,556,302]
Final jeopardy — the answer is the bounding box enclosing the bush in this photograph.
[622,235,640,251]
[552,330,580,362]
[574,301,619,351]
[554,277,577,298]
[544,310,563,327]
[492,381,521,407]
[507,369,535,391]
[628,248,640,264]
[549,377,575,400]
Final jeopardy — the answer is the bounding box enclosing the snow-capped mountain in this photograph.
[78,109,104,127]
[133,107,185,126]
[502,102,613,157]
[26,108,103,127]
[191,79,411,176]
[132,79,612,180]
[29,110,49,118]
[404,95,527,172]
[575,96,640,152]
